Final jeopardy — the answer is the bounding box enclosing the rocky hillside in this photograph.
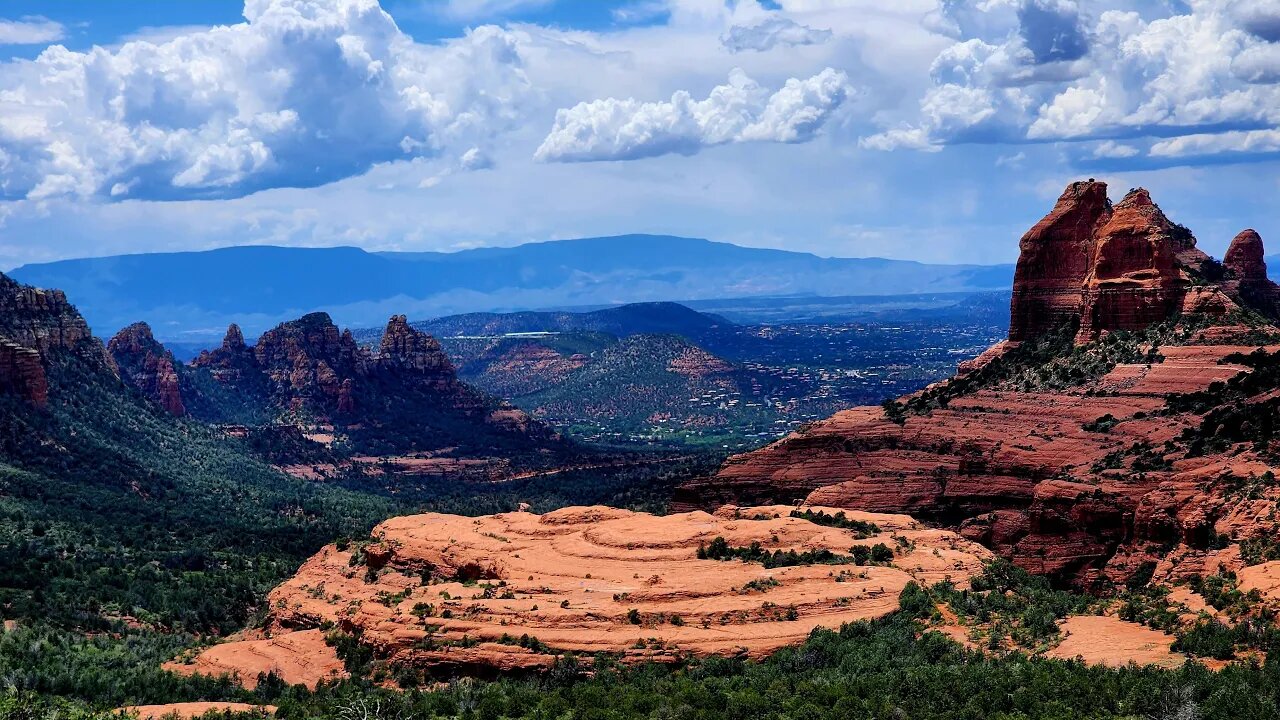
[172,504,989,684]
[0,272,106,407]
[0,270,396,635]
[185,314,569,460]
[448,332,835,448]
[676,180,1280,590]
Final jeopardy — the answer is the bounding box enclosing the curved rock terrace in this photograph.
[172,505,990,684]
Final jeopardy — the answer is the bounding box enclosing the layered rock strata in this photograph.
[678,182,1280,588]
[177,505,989,679]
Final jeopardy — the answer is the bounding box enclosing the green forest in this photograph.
[4,319,1280,720]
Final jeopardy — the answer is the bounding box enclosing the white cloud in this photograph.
[722,17,833,53]
[865,0,1280,161]
[1092,139,1139,158]
[534,67,854,162]
[1232,42,1280,84]
[0,17,64,45]
[1150,128,1280,158]
[995,151,1026,167]
[0,0,532,201]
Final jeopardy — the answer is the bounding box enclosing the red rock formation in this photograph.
[1008,180,1111,342]
[192,324,261,386]
[378,315,454,379]
[1008,182,1234,344]
[0,273,96,356]
[253,313,368,415]
[0,339,48,407]
[181,505,990,680]
[108,323,186,416]
[223,323,247,351]
[0,271,109,407]
[678,182,1280,588]
[1076,189,1189,342]
[1222,229,1280,317]
[1225,229,1267,281]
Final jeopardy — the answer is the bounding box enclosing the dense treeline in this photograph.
[0,351,716,712]
[8,605,1280,719]
[0,356,396,632]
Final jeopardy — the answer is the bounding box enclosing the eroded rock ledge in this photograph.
[171,505,989,684]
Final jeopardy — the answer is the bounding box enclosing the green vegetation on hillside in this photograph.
[10,581,1280,719]
[884,312,1272,422]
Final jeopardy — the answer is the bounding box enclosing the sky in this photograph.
[0,0,1278,271]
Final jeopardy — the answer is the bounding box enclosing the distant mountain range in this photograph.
[9,235,1014,342]
[402,301,732,343]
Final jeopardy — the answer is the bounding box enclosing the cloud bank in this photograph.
[534,67,853,163]
[0,0,531,201]
[865,0,1280,163]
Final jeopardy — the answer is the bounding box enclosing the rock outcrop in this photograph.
[1223,229,1280,316]
[108,323,186,416]
[1008,182,1279,345]
[379,315,454,378]
[1008,180,1112,342]
[0,339,48,407]
[1225,229,1267,281]
[0,272,109,407]
[1076,189,1191,342]
[252,313,367,415]
[177,505,989,680]
[191,312,559,457]
[678,182,1280,588]
[0,273,97,356]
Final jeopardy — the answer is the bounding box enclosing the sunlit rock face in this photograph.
[677,181,1280,589]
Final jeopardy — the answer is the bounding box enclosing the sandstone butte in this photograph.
[675,180,1280,591]
[169,504,991,686]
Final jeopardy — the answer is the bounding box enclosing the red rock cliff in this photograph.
[678,183,1280,588]
[1007,182,1248,343]
[1008,180,1111,342]
[0,272,109,407]
[252,313,369,415]
[0,339,48,407]
[108,322,186,416]
[192,324,260,385]
[378,315,454,379]
[1075,189,1189,342]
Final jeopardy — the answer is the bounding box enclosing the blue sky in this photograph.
[1,0,1278,271]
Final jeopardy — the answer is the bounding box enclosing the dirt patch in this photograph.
[1047,615,1186,668]
[165,629,344,689]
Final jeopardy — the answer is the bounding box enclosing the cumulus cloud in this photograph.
[0,16,64,45]
[1091,139,1138,158]
[1232,0,1280,42]
[722,17,833,53]
[864,0,1280,163]
[1149,128,1280,158]
[534,68,853,163]
[0,0,532,201]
